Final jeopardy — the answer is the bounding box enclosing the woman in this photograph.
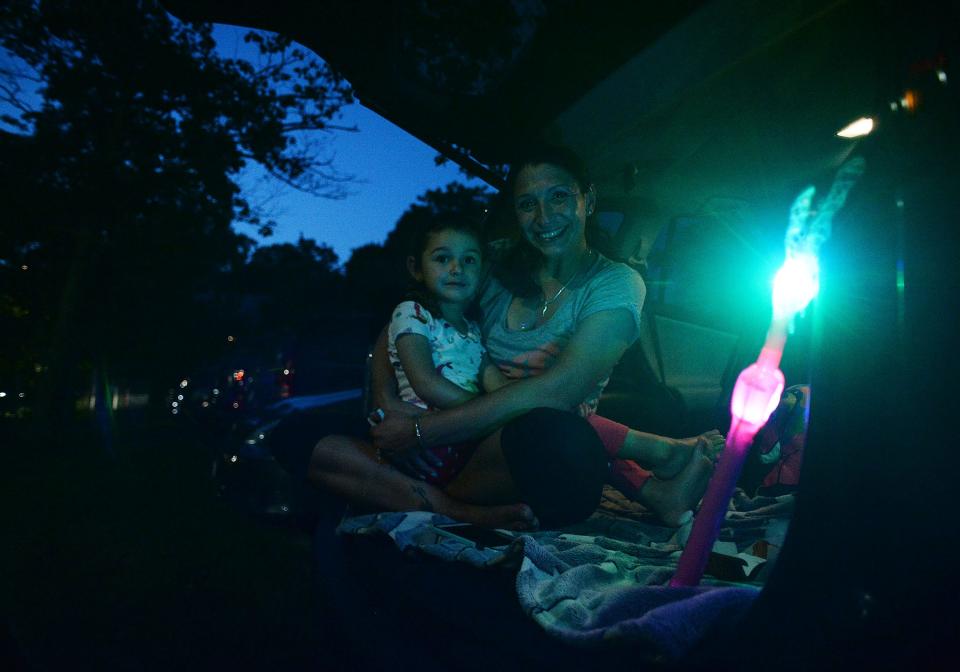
[310,144,717,529]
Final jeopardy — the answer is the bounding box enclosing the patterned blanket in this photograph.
[337,487,791,659]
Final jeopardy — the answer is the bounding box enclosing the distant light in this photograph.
[232,402,239,409]
[201,401,209,408]
[282,369,290,375]
[0,392,6,398]
[230,455,238,463]
[233,369,245,381]
[227,335,235,343]
[889,101,899,111]
[171,401,178,408]
[212,388,219,395]
[896,198,905,209]
[180,379,188,388]
[18,392,24,398]
[936,69,947,83]
[177,394,184,401]
[21,265,28,271]
[172,409,178,415]
[900,90,918,113]
[836,117,874,138]
[258,433,265,440]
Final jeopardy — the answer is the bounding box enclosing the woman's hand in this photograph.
[369,409,444,480]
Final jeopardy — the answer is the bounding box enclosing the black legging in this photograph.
[500,407,608,528]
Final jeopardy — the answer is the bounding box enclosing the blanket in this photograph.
[337,487,790,659]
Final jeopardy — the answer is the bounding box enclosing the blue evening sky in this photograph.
[214,25,488,265]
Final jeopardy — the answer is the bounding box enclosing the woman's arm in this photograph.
[372,307,637,452]
[395,333,477,409]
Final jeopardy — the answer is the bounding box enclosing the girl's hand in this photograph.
[370,410,444,480]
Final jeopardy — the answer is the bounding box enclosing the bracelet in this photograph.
[414,416,425,448]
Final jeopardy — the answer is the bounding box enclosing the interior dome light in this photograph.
[836,117,874,138]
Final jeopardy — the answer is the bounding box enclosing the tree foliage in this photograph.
[0,0,355,423]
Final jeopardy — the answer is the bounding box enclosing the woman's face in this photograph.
[513,162,595,259]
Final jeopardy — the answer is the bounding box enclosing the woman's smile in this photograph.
[533,224,568,243]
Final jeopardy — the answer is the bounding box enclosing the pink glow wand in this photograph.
[669,158,864,587]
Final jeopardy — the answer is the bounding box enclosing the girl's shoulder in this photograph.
[390,300,437,326]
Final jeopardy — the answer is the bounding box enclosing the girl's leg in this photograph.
[307,434,536,529]
[588,414,724,478]
[587,414,722,526]
[620,427,724,477]
[586,414,656,494]
[635,452,716,527]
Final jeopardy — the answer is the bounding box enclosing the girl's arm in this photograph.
[396,333,477,409]
[372,307,637,452]
[371,327,422,415]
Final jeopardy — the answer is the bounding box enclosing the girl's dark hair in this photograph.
[405,214,485,319]
[493,143,598,297]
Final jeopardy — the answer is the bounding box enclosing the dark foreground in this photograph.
[0,413,346,671]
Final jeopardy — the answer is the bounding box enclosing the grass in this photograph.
[0,413,343,671]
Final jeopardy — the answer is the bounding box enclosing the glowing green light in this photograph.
[772,253,820,321]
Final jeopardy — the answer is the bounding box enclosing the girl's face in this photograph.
[513,162,595,259]
[409,228,483,306]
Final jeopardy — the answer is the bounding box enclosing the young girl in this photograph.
[384,216,508,485]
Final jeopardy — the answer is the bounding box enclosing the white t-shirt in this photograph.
[387,300,485,410]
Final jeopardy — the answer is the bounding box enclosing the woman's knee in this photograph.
[500,408,608,528]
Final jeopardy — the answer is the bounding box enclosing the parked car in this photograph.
[211,388,365,523]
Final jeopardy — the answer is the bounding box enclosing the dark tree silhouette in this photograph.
[343,182,495,338]
[0,0,355,430]
[235,236,344,344]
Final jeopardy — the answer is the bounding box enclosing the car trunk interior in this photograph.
[158,0,958,667]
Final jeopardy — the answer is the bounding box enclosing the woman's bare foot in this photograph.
[637,450,715,526]
[649,429,725,479]
[453,502,539,531]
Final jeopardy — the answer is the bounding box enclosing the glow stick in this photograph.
[669,158,864,587]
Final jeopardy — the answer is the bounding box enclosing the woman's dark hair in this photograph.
[502,143,592,200]
[493,143,598,297]
[404,214,485,319]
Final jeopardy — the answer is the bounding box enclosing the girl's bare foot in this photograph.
[638,450,715,526]
[651,430,725,479]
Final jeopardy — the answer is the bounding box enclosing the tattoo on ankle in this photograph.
[411,484,434,512]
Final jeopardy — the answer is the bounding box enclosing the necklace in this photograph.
[518,248,593,331]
